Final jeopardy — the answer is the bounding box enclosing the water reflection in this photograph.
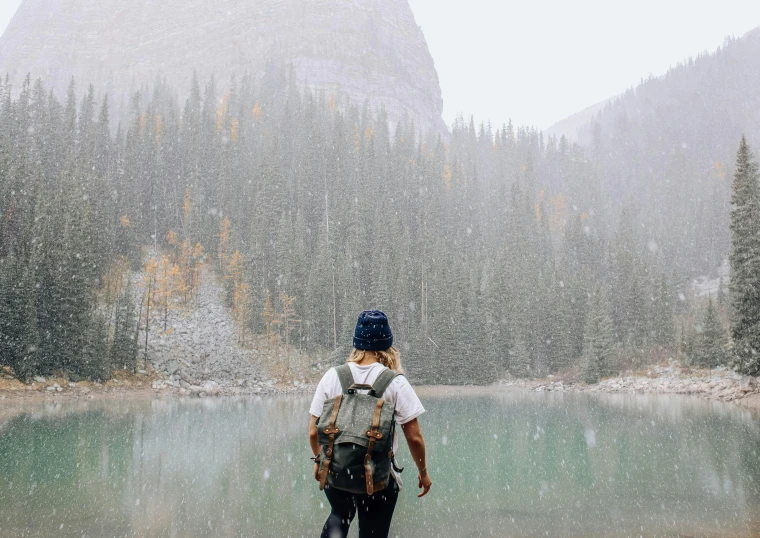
[0,392,758,537]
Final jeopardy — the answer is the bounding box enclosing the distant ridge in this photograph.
[545,27,760,145]
[548,27,760,148]
[0,0,446,134]
[543,97,614,142]
[560,26,760,276]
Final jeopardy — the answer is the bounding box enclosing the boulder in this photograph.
[179,370,199,386]
[740,376,758,392]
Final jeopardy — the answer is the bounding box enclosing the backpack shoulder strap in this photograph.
[335,364,354,394]
[372,368,402,398]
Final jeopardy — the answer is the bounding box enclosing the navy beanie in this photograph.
[353,310,394,351]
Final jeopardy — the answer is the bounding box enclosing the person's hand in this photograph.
[417,469,432,497]
[314,462,321,482]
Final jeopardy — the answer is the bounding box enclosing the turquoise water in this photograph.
[0,392,758,537]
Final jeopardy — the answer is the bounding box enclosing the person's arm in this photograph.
[401,418,432,497]
[309,415,320,481]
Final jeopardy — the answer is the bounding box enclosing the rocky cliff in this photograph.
[0,0,446,134]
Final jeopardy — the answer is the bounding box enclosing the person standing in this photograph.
[309,310,432,538]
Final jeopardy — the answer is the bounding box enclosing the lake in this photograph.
[1,391,758,537]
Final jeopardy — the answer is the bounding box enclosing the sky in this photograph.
[0,1,20,38]
[408,0,760,129]
[2,0,760,129]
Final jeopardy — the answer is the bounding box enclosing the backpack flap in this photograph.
[317,393,395,452]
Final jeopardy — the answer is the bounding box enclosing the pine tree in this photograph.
[717,277,726,308]
[729,137,760,375]
[653,277,675,348]
[548,274,574,372]
[140,257,159,361]
[0,258,40,380]
[304,220,335,350]
[0,256,18,367]
[678,322,694,363]
[581,290,616,384]
[79,311,111,381]
[694,298,726,369]
[509,333,532,379]
[112,281,139,372]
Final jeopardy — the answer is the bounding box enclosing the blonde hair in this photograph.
[347,346,403,373]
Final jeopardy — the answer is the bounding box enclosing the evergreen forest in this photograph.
[0,67,757,384]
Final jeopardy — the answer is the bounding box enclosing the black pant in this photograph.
[320,479,399,538]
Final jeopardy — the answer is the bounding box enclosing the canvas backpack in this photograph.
[316,364,404,495]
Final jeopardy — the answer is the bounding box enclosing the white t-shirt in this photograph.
[309,362,425,487]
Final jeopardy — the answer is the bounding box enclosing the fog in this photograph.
[1,0,760,536]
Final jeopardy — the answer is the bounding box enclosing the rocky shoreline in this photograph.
[0,368,314,403]
[500,360,760,409]
[3,361,759,413]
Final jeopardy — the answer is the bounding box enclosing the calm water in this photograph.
[0,391,759,538]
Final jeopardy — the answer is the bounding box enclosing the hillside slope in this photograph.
[563,29,760,276]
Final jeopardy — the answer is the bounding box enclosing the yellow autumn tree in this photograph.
[166,229,178,247]
[251,102,262,122]
[217,92,230,132]
[139,257,159,360]
[155,115,163,144]
[231,118,239,143]
[713,160,726,182]
[364,124,374,143]
[155,255,184,332]
[443,165,452,190]
[550,194,568,233]
[101,257,130,310]
[226,250,245,286]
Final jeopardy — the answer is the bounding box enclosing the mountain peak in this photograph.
[0,0,446,134]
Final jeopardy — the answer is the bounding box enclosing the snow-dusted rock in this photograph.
[740,376,758,392]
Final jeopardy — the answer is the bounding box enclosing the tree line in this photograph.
[0,68,754,383]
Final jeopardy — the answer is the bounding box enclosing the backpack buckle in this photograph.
[347,383,377,396]
[366,430,383,440]
[323,426,340,435]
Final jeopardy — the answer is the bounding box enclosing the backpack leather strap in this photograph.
[371,369,402,398]
[319,394,343,491]
[364,398,385,495]
[335,364,354,394]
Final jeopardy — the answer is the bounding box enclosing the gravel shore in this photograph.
[499,361,760,410]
